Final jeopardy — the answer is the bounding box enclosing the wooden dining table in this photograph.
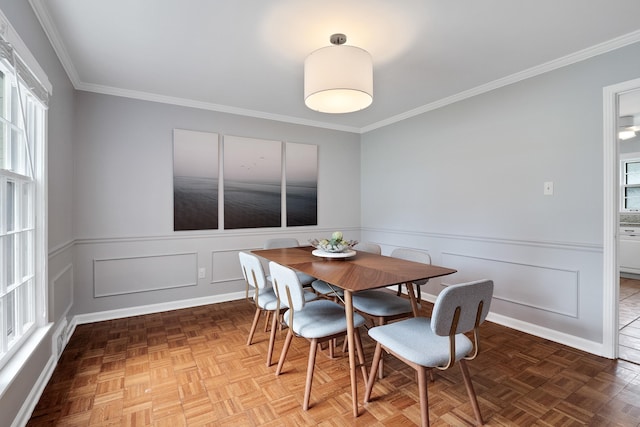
[251,245,457,417]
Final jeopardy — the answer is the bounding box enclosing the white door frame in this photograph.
[602,77,640,358]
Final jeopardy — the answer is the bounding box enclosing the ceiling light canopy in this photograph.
[304,33,373,114]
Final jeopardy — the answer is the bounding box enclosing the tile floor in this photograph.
[619,276,640,364]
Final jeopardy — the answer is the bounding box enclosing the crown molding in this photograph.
[29,0,79,87]
[361,30,640,133]
[75,81,362,133]
[28,0,640,135]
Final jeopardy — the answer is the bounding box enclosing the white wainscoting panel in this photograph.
[94,252,197,297]
[442,252,579,318]
[211,249,245,283]
[51,263,73,320]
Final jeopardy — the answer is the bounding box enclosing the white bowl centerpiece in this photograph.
[310,231,358,253]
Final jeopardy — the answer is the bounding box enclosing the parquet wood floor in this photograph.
[27,298,640,426]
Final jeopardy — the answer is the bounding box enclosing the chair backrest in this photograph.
[353,242,381,255]
[238,252,268,290]
[390,248,431,285]
[268,261,306,311]
[431,279,493,368]
[431,279,493,337]
[264,238,300,249]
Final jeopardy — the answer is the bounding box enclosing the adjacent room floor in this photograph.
[619,276,640,364]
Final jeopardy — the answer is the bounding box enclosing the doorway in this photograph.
[617,88,640,363]
[603,77,640,360]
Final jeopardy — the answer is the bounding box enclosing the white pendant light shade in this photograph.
[304,37,373,114]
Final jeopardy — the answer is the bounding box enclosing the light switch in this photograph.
[198,268,206,279]
[544,181,553,195]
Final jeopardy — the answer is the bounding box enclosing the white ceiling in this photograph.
[30,0,640,133]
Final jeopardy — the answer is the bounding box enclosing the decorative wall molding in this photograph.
[361,226,602,253]
[74,226,359,246]
[73,290,245,326]
[51,263,73,320]
[211,249,255,284]
[48,239,74,258]
[442,252,579,318]
[419,289,604,357]
[93,252,198,297]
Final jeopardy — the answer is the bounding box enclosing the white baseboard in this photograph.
[419,292,607,358]
[484,312,606,357]
[72,291,246,326]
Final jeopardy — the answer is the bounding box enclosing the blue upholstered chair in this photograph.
[391,247,431,300]
[269,261,368,411]
[238,251,316,367]
[264,238,316,286]
[364,279,494,427]
[351,247,431,378]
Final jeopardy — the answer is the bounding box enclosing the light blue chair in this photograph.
[269,261,368,411]
[391,247,431,300]
[364,279,494,427]
[351,247,431,378]
[238,251,316,367]
[264,238,316,286]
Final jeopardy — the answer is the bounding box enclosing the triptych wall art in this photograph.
[173,129,318,231]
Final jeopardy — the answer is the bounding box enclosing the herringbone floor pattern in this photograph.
[27,297,640,426]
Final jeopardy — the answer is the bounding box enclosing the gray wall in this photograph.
[71,92,361,317]
[0,1,75,426]
[361,41,640,352]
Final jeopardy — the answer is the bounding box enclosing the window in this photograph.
[0,39,47,369]
[621,156,640,211]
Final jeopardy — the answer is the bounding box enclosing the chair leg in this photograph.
[247,307,261,346]
[354,328,368,383]
[364,343,383,403]
[459,359,483,425]
[417,366,430,427]
[267,311,279,367]
[303,338,319,410]
[263,311,271,332]
[377,317,386,379]
[275,329,294,376]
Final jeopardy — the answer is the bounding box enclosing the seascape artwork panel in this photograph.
[224,135,282,229]
[173,129,219,231]
[286,142,318,226]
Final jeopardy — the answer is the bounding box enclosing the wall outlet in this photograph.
[198,267,206,279]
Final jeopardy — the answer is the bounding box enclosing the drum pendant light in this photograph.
[304,33,373,114]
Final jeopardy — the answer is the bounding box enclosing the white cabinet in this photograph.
[619,236,640,274]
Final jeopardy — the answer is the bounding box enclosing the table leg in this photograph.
[406,283,420,317]
[344,290,359,417]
